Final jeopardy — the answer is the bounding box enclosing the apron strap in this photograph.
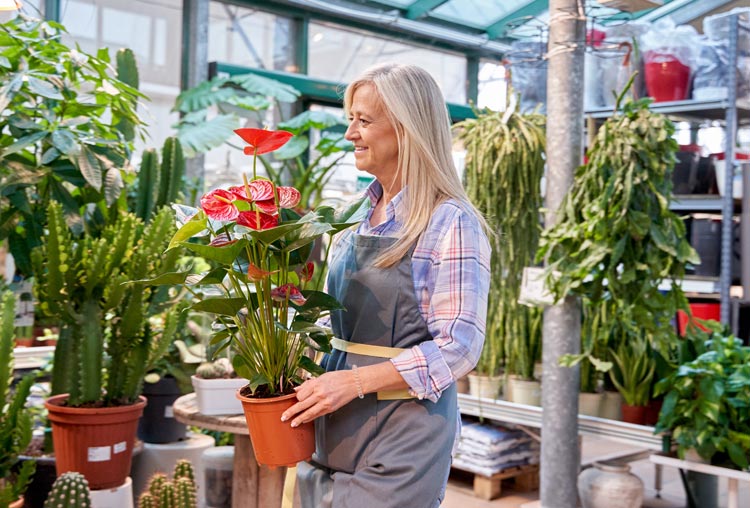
[330,338,415,400]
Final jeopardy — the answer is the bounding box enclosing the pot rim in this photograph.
[44,394,147,415]
[592,462,631,474]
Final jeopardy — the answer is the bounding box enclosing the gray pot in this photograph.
[578,462,643,508]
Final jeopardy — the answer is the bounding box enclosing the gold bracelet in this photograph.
[352,364,364,399]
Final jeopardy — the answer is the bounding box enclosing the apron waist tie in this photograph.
[330,338,415,401]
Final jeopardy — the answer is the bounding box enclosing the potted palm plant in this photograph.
[32,204,181,489]
[143,128,368,467]
[0,291,36,508]
[454,97,545,403]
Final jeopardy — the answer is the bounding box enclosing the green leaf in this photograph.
[278,110,346,134]
[75,146,103,189]
[26,76,63,99]
[180,239,246,265]
[168,214,208,250]
[51,129,77,155]
[174,77,233,112]
[191,297,246,316]
[2,131,47,156]
[316,133,353,155]
[273,135,308,160]
[299,355,325,377]
[130,270,192,286]
[177,114,240,156]
[727,441,749,469]
[229,73,300,103]
[224,94,270,111]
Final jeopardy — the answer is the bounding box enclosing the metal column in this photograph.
[720,15,739,324]
[540,1,585,507]
[181,0,210,194]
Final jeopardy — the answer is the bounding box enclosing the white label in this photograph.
[113,441,127,454]
[88,446,111,462]
[518,267,558,307]
[164,405,174,418]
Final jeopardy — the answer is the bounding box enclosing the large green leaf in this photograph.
[299,355,325,376]
[282,221,333,252]
[174,77,233,112]
[74,146,103,189]
[191,297,246,316]
[273,135,308,160]
[180,239,247,265]
[1,131,47,157]
[278,110,347,134]
[177,114,240,157]
[229,73,300,103]
[26,75,63,100]
[224,94,270,111]
[168,213,208,250]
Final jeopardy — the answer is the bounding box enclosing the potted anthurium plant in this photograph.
[145,127,367,467]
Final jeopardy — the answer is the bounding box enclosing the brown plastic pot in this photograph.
[620,403,648,425]
[236,389,314,467]
[44,394,146,490]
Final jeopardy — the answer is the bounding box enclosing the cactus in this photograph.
[135,149,159,222]
[155,137,186,209]
[43,472,91,508]
[115,48,140,142]
[0,291,36,506]
[139,462,197,508]
[32,203,181,406]
[195,358,233,379]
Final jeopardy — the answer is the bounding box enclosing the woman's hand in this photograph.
[281,370,359,428]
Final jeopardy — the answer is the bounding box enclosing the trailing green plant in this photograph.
[0,292,35,507]
[454,98,545,379]
[655,332,750,469]
[609,336,655,406]
[42,472,91,508]
[31,202,182,406]
[173,73,352,210]
[0,16,146,277]
[138,461,197,508]
[538,78,698,387]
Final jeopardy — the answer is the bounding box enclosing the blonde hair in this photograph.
[344,63,489,267]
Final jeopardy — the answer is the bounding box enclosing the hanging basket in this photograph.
[45,394,146,490]
[236,389,314,467]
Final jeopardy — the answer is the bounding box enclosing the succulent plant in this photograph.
[195,358,234,379]
[135,137,186,223]
[0,291,36,507]
[32,202,181,406]
[43,472,91,508]
[138,461,197,508]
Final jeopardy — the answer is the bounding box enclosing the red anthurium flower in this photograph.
[298,262,314,282]
[277,186,301,209]
[236,210,278,230]
[234,128,294,155]
[254,199,278,215]
[271,284,307,306]
[201,189,239,221]
[209,234,237,247]
[228,180,275,202]
[246,263,277,282]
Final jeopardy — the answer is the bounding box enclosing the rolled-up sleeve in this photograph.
[391,204,491,402]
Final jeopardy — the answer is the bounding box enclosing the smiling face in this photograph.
[344,83,400,185]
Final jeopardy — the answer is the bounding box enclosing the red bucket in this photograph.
[644,51,691,102]
[677,302,721,336]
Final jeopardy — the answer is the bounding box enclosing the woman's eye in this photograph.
[359,119,369,125]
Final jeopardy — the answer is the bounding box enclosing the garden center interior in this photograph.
[2,0,750,507]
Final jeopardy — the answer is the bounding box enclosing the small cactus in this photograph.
[139,461,197,508]
[43,472,91,508]
[195,358,233,380]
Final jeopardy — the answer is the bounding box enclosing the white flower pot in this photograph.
[90,476,133,508]
[467,372,503,400]
[600,391,623,421]
[508,376,541,406]
[578,463,643,508]
[579,392,604,417]
[191,375,247,415]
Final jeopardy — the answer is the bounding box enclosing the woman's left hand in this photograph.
[280,370,359,427]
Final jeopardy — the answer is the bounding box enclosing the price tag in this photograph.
[113,441,127,454]
[518,267,557,307]
[88,446,111,462]
[164,405,174,418]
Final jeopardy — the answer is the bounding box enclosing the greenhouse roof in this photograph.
[247,0,744,58]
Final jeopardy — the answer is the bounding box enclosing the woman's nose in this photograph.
[344,123,358,141]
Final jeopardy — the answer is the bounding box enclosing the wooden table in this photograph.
[173,394,288,508]
[650,452,750,508]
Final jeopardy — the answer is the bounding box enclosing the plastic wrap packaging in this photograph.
[640,18,700,102]
[697,8,750,103]
[506,40,547,114]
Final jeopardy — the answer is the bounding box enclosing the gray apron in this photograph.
[297,230,456,508]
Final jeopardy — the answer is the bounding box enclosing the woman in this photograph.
[281,63,491,508]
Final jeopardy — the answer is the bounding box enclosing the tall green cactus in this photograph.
[115,48,140,142]
[135,149,159,221]
[43,472,91,508]
[139,462,197,508]
[32,203,181,406]
[0,292,36,507]
[135,137,186,222]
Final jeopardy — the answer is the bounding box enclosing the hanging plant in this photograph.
[537,78,698,378]
[455,97,545,379]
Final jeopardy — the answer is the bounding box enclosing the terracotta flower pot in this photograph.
[44,394,146,490]
[236,389,314,467]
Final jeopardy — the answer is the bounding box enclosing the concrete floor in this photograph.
[441,435,749,508]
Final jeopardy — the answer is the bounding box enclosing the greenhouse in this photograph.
[1,0,750,507]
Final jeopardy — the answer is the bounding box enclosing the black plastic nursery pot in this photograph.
[137,376,187,444]
[16,455,55,508]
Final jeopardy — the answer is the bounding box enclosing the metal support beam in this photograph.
[720,14,739,324]
[182,0,210,195]
[405,0,449,20]
[223,3,266,69]
[292,16,308,74]
[44,0,59,21]
[541,1,586,507]
[485,0,547,40]
[466,56,479,106]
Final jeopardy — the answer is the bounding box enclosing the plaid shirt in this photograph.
[355,181,491,403]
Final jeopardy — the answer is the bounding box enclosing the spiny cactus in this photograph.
[135,149,159,222]
[32,202,181,406]
[115,48,139,142]
[195,357,233,379]
[139,462,197,508]
[43,472,91,508]
[155,137,185,210]
[0,291,36,506]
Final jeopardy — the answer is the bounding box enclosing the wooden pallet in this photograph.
[450,463,539,500]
